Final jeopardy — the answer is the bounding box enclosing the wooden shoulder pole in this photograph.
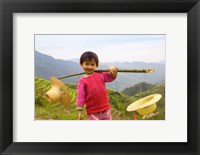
[58,69,154,80]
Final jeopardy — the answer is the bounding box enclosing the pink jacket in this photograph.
[76,72,116,114]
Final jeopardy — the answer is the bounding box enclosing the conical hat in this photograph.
[126,94,162,115]
[45,77,71,106]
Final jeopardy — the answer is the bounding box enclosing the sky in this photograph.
[35,34,165,63]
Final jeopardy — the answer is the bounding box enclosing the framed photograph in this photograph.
[34,34,166,121]
[0,0,199,154]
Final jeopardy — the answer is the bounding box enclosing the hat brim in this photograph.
[126,94,162,112]
[51,77,65,87]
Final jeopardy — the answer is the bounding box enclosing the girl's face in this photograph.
[81,59,97,76]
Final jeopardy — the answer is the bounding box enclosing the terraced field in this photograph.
[35,77,165,120]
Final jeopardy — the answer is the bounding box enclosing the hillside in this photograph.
[131,84,165,120]
[35,77,133,120]
[35,77,165,120]
[35,51,82,84]
[121,82,156,96]
[35,51,165,91]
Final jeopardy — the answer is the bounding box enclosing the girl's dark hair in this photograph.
[80,51,99,67]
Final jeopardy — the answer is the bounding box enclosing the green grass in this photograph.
[35,77,165,120]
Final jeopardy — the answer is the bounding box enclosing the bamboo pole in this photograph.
[58,69,154,80]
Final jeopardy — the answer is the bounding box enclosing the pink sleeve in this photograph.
[101,72,116,83]
[76,80,85,107]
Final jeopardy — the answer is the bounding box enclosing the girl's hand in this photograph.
[108,66,118,77]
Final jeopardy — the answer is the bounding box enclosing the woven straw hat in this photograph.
[126,94,162,115]
[45,77,71,106]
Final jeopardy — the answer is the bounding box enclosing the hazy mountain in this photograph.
[99,61,165,91]
[35,51,82,84]
[35,51,165,91]
[157,60,165,64]
[68,58,80,63]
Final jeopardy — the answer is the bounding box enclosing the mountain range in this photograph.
[35,51,165,91]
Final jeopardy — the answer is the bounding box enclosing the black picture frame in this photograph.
[0,0,200,154]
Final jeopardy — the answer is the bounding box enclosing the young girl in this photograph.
[76,51,118,120]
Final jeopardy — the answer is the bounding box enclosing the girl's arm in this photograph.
[101,66,118,82]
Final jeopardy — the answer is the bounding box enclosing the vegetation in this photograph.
[35,77,87,120]
[121,82,155,96]
[35,77,165,120]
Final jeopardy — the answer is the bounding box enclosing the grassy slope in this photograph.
[130,84,165,120]
[35,77,165,120]
[35,77,87,120]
